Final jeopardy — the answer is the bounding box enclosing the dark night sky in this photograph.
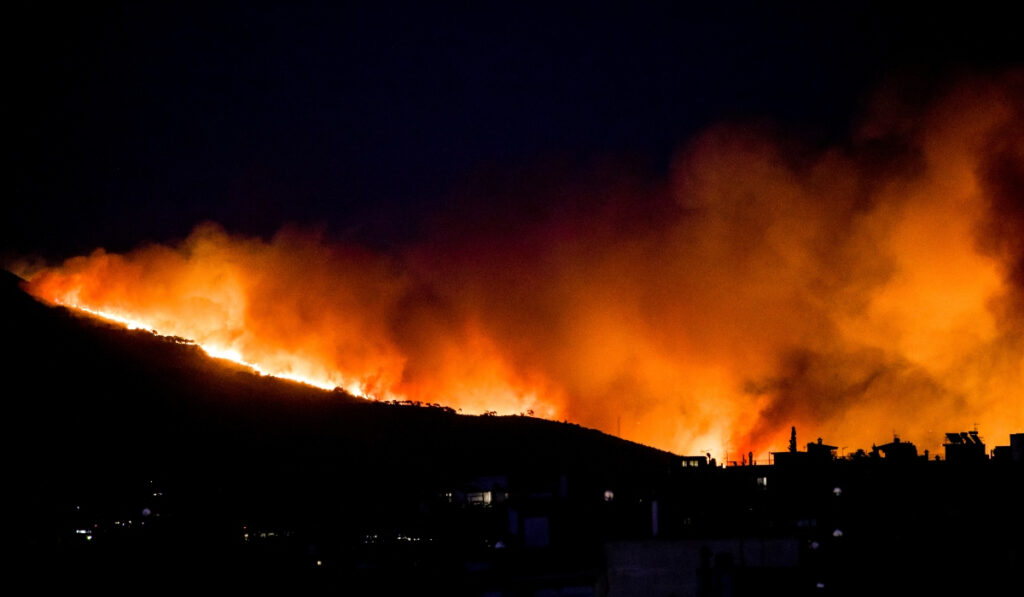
[5,1,1023,262]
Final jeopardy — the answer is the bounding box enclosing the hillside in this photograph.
[2,270,680,590]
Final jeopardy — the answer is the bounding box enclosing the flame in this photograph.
[21,73,1024,457]
[64,303,346,393]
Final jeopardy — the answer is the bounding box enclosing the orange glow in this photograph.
[21,75,1024,457]
[63,303,345,393]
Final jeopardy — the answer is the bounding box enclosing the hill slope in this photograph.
[3,270,679,588]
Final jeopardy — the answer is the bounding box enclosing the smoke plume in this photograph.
[24,74,1024,457]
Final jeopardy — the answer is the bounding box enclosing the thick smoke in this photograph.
[25,74,1024,457]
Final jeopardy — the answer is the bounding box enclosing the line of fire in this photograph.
[5,269,1022,596]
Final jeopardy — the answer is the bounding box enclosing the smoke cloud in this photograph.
[25,73,1024,457]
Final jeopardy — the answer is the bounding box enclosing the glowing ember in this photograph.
[20,75,1024,457]
[56,301,355,394]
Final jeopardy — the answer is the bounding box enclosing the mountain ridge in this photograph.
[3,268,680,530]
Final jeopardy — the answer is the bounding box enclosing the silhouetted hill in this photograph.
[6,273,1023,596]
[3,270,679,589]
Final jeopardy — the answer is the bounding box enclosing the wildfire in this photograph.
[56,301,350,393]
[20,74,1024,457]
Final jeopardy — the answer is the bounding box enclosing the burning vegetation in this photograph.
[21,74,1024,457]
